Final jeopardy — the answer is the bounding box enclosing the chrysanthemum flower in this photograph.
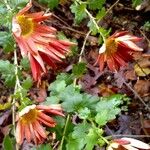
[12,0,75,81]
[96,31,143,71]
[107,137,150,150]
[16,104,64,145]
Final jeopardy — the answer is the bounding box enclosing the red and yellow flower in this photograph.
[12,0,75,81]
[16,104,64,145]
[96,31,143,71]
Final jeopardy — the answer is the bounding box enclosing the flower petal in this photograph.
[16,121,24,144]
[121,138,150,149]
[24,124,31,143]
[37,116,56,127]
[120,41,143,51]
[17,0,32,15]
[99,43,106,54]
[37,111,56,124]
[33,120,47,139]
[29,54,42,81]
[29,123,37,144]
[32,13,52,22]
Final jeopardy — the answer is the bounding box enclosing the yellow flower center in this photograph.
[16,15,34,37]
[105,38,118,56]
[21,108,38,124]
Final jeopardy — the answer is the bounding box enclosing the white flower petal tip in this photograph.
[99,43,106,54]
[121,138,150,149]
[19,104,36,117]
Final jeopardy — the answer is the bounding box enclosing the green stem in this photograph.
[3,0,12,10]
[59,114,70,150]
[13,49,20,150]
[100,135,109,145]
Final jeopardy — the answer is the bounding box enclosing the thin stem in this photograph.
[3,0,12,10]
[59,114,70,150]
[97,0,119,24]
[100,136,109,144]
[85,9,105,43]
[13,49,19,150]
[116,72,150,111]
[79,30,91,62]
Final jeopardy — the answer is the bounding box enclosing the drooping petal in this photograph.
[16,121,24,144]
[17,0,32,15]
[39,52,57,69]
[32,13,52,22]
[36,24,57,33]
[98,54,105,71]
[37,111,56,124]
[37,116,56,127]
[116,35,142,42]
[111,31,129,38]
[29,123,37,144]
[121,138,150,149]
[24,124,31,143]
[38,46,62,62]
[33,120,47,138]
[25,12,45,18]
[120,41,143,51]
[29,54,42,81]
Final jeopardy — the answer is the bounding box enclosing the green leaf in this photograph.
[3,135,13,150]
[60,84,83,112]
[20,57,30,71]
[49,80,66,95]
[95,94,123,126]
[56,73,74,85]
[70,2,87,24]
[87,0,106,10]
[0,60,16,87]
[44,96,60,105]
[22,77,33,90]
[87,19,98,35]
[72,122,91,139]
[0,32,8,45]
[66,135,82,150]
[98,27,111,44]
[3,34,15,53]
[57,32,68,40]
[32,144,52,150]
[38,0,59,10]
[85,128,100,150]
[19,97,33,111]
[96,7,106,20]
[132,0,142,7]
[72,62,86,77]
[78,107,91,119]
[66,122,91,150]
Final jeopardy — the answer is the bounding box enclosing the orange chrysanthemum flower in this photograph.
[96,31,143,71]
[12,1,75,81]
[16,104,64,145]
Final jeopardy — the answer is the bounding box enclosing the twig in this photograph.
[59,115,70,150]
[79,31,91,62]
[13,49,19,150]
[97,0,119,24]
[116,73,150,111]
[135,60,149,78]
[139,29,150,45]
